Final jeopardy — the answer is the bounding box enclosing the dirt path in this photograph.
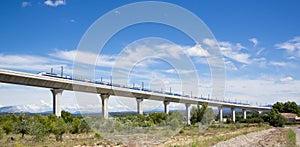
[291,126,300,147]
[212,128,288,147]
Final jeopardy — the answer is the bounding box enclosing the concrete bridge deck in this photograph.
[0,69,271,124]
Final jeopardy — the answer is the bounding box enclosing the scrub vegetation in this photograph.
[0,101,298,146]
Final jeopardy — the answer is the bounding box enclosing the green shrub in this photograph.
[179,129,184,134]
[50,117,69,141]
[13,113,31,138]
[287,129,296,147]
[0,126,4,139]
[269,109,286,127]
[2,121,13,134]
[29,121,49,142]
[94,132,102,139]
[79,119,92,134]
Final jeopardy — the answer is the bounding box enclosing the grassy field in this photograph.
[0,133,120,147]
[0,123,272,147]
[287,128,296,147]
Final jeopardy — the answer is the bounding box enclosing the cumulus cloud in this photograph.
[280,76,293,82]
[225,78,300,104]
[203,38,218,47]
[21,1,31,7]
[249,38,258,47]
[44,0,66,7]
[183,44,210,57]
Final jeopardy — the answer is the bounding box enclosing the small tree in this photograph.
[269,109,286,127]
[50,117,69,141]
[273,102,284,112]
[2,120,13,134]
[283,101,300,115]
[70,118,81,134]
[201,107,215,125]
[14,113,31,138]
[148,112,168,125]
[61,110,74,123]
[190,104,208,125]
[29,121,49,142]
[79,119,92,134]
[273,101,300,116]
[167,110,185,128]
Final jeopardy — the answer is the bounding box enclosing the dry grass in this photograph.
[287,128,296,147]
[0,133,118,147]
[163,123,271,147]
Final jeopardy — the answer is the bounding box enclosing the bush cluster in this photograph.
[116,111,184,128]
[0,111,91,142]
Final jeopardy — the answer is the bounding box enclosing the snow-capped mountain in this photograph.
[0,106,30,113]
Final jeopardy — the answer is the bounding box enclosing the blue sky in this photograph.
[0,0,299,113]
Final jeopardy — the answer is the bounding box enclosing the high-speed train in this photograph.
[37,71,250,106]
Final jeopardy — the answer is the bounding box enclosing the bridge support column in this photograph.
[231,108,236,123]
[51,88,63,117]
[164,101,170,114]
[185,103,191,125]
[218,106,223,122]
[136,98,144,115]
[100,93,110,119]
[242,109,247,119]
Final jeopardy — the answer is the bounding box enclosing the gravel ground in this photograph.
[212,128,288,147]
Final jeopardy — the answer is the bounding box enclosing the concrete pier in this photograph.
[164,101,170,114]
[185,103,191,125]
[243,109,247,119]
[231,107,236,123]
[136,98,144,115]
[51,88,63,117]
[218,106,223,122]
[100,93,110,119]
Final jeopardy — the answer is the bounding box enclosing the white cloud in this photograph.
[275,36,300,53]
[203,38,217,47]
[225,78,300,104]
[69,19,76,23]
[0,54,49,65]
[165,69,176,74]
[218,41,251,64]
[280,76,293,82]
[224,60,238,71]
[269,61,287,67]
[44,0,66,7]
[51,49,116,68]
[249,38,258,47]
[21,1,31,7]
[253,58,267,68]
[256,48,265,56]
[287,56,296,60]
[164,68,195,75]
[0,54,60,71]
[183,44,210,57]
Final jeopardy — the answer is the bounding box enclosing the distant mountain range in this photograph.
[0,104,276,115]
[0,106,222,115]
[0,106,30,113]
